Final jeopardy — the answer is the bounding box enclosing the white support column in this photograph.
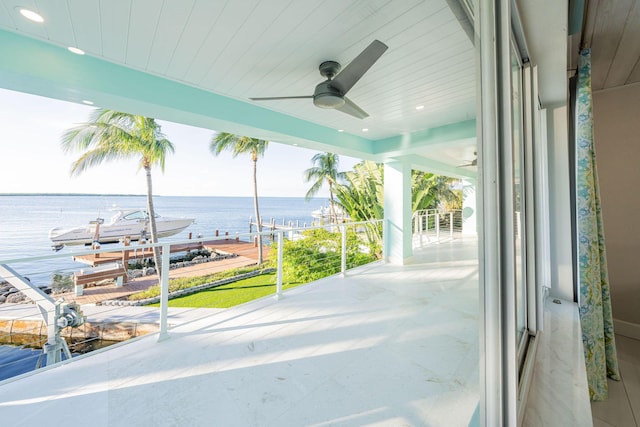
[275,231,283,300]
[546,105,574,301]
[462,179,478,236]
[383,160,413,265]
[340,224,347,275]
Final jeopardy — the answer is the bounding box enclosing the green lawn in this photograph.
[148,273,302,308]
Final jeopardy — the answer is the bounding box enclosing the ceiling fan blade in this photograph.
[458,159,477,167]
[250,95,313,101]
[330,40,388,95]
[335,96,369,119]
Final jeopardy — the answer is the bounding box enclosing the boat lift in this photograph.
[0,264,85,367]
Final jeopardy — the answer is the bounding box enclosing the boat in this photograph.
[49,208,194,248]
[311,204,349,223]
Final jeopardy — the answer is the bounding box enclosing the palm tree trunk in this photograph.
[145,166,163,279]
[329,182,337,223]
[252,158,263,265]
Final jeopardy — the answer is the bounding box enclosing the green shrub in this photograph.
[275,228,377,283]
[51,272,74,294]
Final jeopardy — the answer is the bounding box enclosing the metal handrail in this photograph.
[0,219,386,374]
[412,210,463,245]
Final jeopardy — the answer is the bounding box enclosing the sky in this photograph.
[0,88,362,198]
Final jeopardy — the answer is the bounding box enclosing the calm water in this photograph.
[0,194,325,381]
[0,345,43,381]
[0,194,325,287]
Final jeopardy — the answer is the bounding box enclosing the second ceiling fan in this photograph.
[458,151,477,168]
[250,40,388,119]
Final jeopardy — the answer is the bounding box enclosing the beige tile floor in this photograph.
[0,239,480,427]
[592,334,640,427]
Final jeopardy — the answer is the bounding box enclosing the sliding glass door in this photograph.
[511,43,528,362]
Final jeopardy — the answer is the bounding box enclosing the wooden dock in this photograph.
[61,253,267,305]
[73,238,267,267]
[249,216,320,233]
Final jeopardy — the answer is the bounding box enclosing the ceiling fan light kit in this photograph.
[250,40,388,119]
[314,93,345,108]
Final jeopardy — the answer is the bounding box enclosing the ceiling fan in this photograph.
[250,40,388,119]
[458,152,477,167]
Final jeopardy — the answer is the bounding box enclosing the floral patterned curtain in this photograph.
[576,48,620,401]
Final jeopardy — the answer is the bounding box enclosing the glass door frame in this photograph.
[476,0,546,425]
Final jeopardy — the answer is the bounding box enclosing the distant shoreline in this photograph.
[0,193,144,197]
[0,193,320,199]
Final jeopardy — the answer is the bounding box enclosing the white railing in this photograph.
[412,209,463,246]
[0,219,384,380]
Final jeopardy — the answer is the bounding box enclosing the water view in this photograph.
[0,194,325,285]
[0,193,327,381]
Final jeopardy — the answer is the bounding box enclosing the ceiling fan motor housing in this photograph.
[313,80,345,108]
[250,41,388,119]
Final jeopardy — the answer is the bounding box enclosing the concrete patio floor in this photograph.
[0,238,479,427]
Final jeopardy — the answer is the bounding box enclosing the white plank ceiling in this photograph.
[571,0,640,91]
[0,0,476,143]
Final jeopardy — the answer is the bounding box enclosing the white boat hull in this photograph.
[49,210,194,247]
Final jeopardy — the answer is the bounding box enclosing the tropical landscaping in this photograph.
[55,109,462,309]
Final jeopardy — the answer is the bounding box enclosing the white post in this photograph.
[382,219,389,261]
[158,242,171,342]
[436,213,440,241]
[341,224,347,275]
[44,305,62,365]
[450,212,454,239]
[275,231,283,300]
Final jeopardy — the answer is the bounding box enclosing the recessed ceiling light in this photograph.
[68,46,85,55]
[82,100,94,105]
[362,128,369,132]
[18,8,44,23]
[416,105,425,110]
[292,143,298,146]
[337,129,344,132]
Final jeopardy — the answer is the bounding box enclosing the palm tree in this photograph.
[334,161,385,254]
[333,161,462,254]
[412,172,462,211]
[334,161,384,222]
[210,132,268,264]
[61,109,174,276]
[304,152,346,223]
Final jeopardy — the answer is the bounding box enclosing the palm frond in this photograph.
[210,132,268,159]
[61,108,175,178]
[304,152,346,203]
[305,179,323,200]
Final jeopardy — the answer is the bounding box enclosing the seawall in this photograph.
[0,318,158,341]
